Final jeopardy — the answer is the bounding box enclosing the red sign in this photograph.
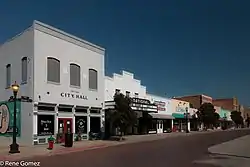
[154,101,166,111]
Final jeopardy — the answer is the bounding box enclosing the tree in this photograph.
[198,103,218,129]
[189,103,194,108]
[213,112,220,128]
[246,114,250,128]
[109,93,137,140]
[231,110,243,128]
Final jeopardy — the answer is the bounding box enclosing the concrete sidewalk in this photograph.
[195,132,250,167]
[208,135,250,157]
[0,130,227,161]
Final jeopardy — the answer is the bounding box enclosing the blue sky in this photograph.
[0,0,250,105]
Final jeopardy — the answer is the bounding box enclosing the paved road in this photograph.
[28,130,250,167]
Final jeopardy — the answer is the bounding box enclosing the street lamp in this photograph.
[185,107,189,133]
[9,81,20,154]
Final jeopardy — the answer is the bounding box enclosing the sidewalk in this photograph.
[195,133,250,167]
[0,130,225,161]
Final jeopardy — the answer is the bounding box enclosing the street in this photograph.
[28,130,250,167]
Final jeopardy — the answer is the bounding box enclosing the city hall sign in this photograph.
[60,92,88,100]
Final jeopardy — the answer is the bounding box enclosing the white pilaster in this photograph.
[55,105,58,134]
[87,107,91,139]
[188,121,191,131]
[72,106,75,133]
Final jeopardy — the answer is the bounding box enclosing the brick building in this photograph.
[212,97,239,111]
[173,94,213,109]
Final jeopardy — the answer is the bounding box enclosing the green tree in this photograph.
[189,103,194,108]
[230,110,243,127]
[109,93,137,140]
[198,103,217,128]
[213,112,220,128]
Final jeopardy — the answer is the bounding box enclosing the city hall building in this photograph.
[0,20,105,145]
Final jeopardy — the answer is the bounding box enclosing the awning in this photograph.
[149,113,175,119]
[172,113,192,119]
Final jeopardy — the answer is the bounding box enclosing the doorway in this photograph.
[58,118,73,143]
[157,120,163,133]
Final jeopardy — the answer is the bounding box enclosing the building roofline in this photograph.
[213,98,234,101]
[173,94,212,99]
[33,20,105,55]
[0,26,33,49]
[1,20,105,55]
[146,93,171,100]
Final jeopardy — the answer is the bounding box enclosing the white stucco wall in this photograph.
[171,99,190,114]
[105,71,147,100]
[0,28,34,101]
[33,25,105,108]
[189,108,198,116]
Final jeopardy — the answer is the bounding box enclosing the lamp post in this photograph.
[185,107,189,133]
[9,81,20,154]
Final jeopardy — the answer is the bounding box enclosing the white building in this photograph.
[0,20,105,145]
[104,71,157,135]
[146,94,174,133]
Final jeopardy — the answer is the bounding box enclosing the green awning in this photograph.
[172,113,184,119]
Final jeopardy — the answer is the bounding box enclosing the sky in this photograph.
[0,0,250,105]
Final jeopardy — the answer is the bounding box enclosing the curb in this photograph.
[0,144,110,161]
[50,144,109,156]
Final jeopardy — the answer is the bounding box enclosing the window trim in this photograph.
[69,63,81,88]
[47,57,61,84]
[21,57,28,84]
[88,68,98,91]
[6,64,11,89]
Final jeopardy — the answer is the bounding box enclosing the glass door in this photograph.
[58,118,72,143]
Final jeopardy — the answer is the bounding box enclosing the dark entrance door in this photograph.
[58,118,72,142]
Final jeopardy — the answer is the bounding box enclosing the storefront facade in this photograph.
[146,94,174,133]
[104,71,157,136]
[219,108,233,129]
[0,21,105,145]
[171,99,191,132]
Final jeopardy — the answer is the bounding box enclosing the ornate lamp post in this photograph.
[185,107,189,133]
[9,81,20,154]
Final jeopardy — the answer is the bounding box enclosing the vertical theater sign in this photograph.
[0,101,21,137]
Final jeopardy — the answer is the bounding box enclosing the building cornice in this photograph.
[33,20,105,55]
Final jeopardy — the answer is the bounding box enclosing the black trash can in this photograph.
[64,133,73,147]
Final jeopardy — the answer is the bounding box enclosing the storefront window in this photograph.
[37,115,55,136]
[148,119,157,131]
[75,116,87,134]
[90,117,100,133]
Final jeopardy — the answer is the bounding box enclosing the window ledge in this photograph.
[21,81,27,85]
[47,81,61,85]
[89,88,98,92]
[70,85,81,89]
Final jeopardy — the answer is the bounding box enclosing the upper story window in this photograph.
[6,64,11,88]
[126,91,130,97]
[70,63,81,87]
[21,57,28,83]
[47,57,60,83]
[89,69,98,90]
[135,93,139,98]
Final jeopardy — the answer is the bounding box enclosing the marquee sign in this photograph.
[131,98,150,105]
[60,92,87,100]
